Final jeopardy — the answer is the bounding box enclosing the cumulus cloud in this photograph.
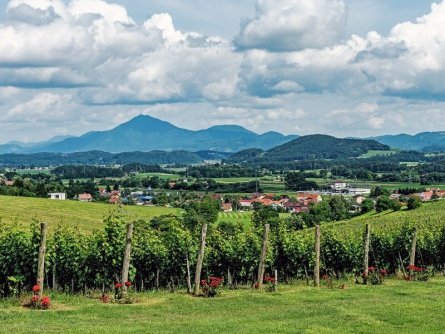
[1,0,445,143]
[235,0,347,52]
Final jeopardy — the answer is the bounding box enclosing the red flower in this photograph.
[32,284,41,292]
[264,275,276,283]
[114,283,123,289]
[379,269,387,276]
[407,265,417,271]
[31,295,39,303]
[124,281,132,287]
[368,266,376,272]
[40,296,51,308]
[209,277,223,288]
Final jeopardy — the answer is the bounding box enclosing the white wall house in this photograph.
[48,192,66,200]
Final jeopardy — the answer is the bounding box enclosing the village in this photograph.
[37,178,445,214]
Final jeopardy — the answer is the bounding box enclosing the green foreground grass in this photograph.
[1,279,444,334]
[0,195,180,233]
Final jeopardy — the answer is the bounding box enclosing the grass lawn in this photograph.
[0,195,180,233]
[0,278,444,333]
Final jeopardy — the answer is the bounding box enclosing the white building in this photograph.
[331,180,347,191]
[48,192,66,200]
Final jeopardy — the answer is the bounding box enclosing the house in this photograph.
[284,201,310,213]
[138,195,154,205]
[47,192,66,200]
[389,193,402,201]
[240,199,254,208]
[347,188,371,195]
[353,195,366,204]
[109,190,121,204]
[296,193,322,205]
[331,180,347,191]
[222,202,233,212]
[78,193,93,202]
[4,180,15,186]
[419,190,434,201]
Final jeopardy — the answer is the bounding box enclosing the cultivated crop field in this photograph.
[0,195,180,232]
[1,279,444,334]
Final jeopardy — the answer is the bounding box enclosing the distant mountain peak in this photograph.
[203,125,256,134]
[0,114,296,154]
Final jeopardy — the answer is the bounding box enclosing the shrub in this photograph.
[201,276,223,297]
[407,196,422,210]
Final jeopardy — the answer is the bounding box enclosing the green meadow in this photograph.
[0,279,444,334]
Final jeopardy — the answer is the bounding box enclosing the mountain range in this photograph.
[0,114,444,154]
[372,132,445,152]
[0,115,297,154]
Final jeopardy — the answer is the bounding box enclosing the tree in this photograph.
[390,200,402,211]
[371,187,390,198]
[361,198,374,213]
[285,172,318,191]
[328,196,350,221]
[407,196,422,210]
[183,197,220,296]
[375,196,392,213]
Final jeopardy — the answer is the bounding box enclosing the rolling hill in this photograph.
[226,134,390,163]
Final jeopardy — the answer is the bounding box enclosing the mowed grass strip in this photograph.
[0,278,444,333]
[0,195,180,233]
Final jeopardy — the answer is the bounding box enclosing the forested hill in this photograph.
[373,132,445,151]
[226,135,390,163]
[0,150,204,167]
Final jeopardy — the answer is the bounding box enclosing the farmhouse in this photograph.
[296,193,322,205]
[47,192,66,200]
[222,202,233,212]
[240,199,254,208]
[78,193,93,202]
[284,202,310,213]
[331,180,347,191]
[109,190,121,204]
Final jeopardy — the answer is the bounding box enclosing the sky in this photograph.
[0,0,444,144]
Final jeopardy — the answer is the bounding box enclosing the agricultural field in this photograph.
[217,211,252,225]
[0,195,180,233]
[1,279,445,333]
[217,211,291,225]
[358,149,399,158]
[135,172,182,180]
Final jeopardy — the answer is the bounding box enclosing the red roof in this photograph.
[78,193,93,201]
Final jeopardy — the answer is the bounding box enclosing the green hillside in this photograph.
[0,196,180,232]
[226,134,391,164]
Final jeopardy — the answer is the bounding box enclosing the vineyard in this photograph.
[0,195,179,232]
[1,199,445,297]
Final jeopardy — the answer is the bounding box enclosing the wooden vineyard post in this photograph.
[314,225,321,288]
[193,223,208,296]
[363,224,371,284]
[186,253,192,294]
[256,224,270,289]
[120,223,134,299]
[37,222,48,298]
[409,228,418,278]
[273,269,278,292]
